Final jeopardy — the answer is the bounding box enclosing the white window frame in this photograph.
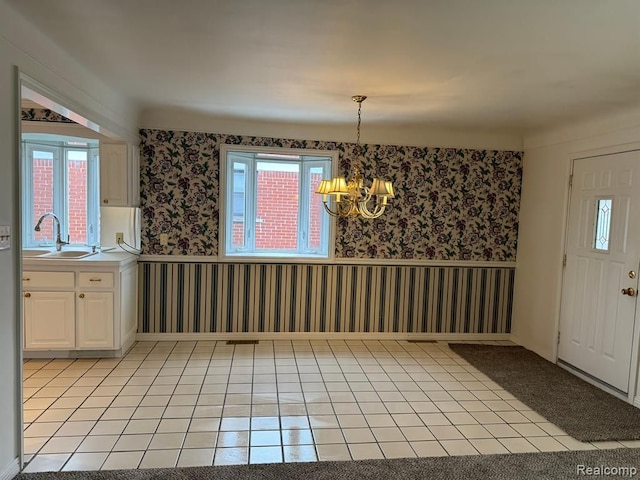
[21,135,100,248]
[219,144,337,260]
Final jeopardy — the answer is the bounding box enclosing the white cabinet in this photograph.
[76,271,115,349]
[23,271,76,350]
[100,142,140,207]
[23,261,137,357]
[77,292,114,349]
[24,291,75,349]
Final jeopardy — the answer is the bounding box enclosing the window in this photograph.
[22,134,100,248]
[220,145,336,258]
[594,198,612,251]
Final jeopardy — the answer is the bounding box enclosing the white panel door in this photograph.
[559,150,640,393]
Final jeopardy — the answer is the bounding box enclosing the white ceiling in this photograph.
[8,0,640,134]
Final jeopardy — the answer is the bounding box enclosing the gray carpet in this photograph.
[13,448,640,480]
[449,344,640,442]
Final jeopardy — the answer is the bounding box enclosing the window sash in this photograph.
[22,140,99,248]
[301,161,330,255]
[221,146,335,258]
[226,156,253,253]
[87,147,100,246]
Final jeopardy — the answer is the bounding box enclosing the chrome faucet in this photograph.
[34,212,69,251]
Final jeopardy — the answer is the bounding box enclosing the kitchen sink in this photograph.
[22,249,53,257]
[42,250,97,259]
[22,248,98,259]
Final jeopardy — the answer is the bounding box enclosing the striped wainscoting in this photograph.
[138,262,515,335]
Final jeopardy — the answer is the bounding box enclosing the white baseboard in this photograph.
[508,333,523,346]
[136,332,512,342]
[0,458,19,480]
[23,349,123,359]
[634,396,640,409]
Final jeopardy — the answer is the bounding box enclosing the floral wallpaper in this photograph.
[21,108,75,123]
[139,128,522,261]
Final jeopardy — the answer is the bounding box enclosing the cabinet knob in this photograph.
[22,278,30,282]
[24,293,31,298]
[103,199,109,204]
[79,293,85,299]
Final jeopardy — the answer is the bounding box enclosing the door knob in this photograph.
[621,288,636,296]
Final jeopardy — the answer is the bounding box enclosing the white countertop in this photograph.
[23,248,138,268]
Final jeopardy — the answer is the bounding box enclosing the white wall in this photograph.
[0,36,21,478]
[100,207,140,250]
[0,2,138,475]
[512,107,640,363]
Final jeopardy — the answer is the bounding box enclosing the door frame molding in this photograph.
[557,143,640,406]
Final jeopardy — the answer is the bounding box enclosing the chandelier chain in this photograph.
[356,100,362,147]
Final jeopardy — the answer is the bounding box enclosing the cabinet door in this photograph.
[100,143,129,207]
[77,292,114,349]
[128,143,140,207]
[24,291,75,349]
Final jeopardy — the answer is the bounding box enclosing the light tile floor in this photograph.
[21,340,640,472]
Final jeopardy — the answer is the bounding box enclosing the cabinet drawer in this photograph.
[78,272,114,289]
[22,271,74,289]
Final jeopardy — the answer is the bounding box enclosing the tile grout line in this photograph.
[22,339,617,472]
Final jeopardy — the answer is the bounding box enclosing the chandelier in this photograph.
[315,95,395,219]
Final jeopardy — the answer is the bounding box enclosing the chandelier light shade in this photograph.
[315,95,395,219]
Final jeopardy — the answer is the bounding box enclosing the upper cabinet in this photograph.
[100,142,140,207]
